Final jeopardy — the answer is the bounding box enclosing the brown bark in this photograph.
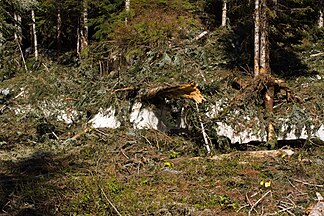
[254,0,276,145]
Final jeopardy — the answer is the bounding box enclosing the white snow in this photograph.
[89,107,121,129]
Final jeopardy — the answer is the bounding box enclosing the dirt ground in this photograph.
[0,127,323,215]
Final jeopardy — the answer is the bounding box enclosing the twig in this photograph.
[100,187,122,216]
[120,149,129,160]
[17,39,28,73]
[287,179,303,193]
[310,52,324,57]
[246,192,253,206]
[51,131,59,140]
[292,179,323,188]
[0,104,7,113]
[140,134,152,146]
[94,128,109,137]
[195,103,211,153]
[42,63,50,73]
[248,190,271,216]
[269,206,295,216]
[236,204,249,213]
[114,86,140,92]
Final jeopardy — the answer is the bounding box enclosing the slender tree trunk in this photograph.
[57,9,62,54]
[254,0,276,146]
[76,19,80,56]
[14,13,22,44]
[0,30,3,47]
[125,0,130,23]
[319,1,324,28]
[254,0,260,76]
[31,9,38,61]
[221,0,227,27]
[80,0,88,51]
[260,0,268,74]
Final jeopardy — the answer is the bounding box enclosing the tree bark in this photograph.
[80,0,88,51]
[31,9,38,61]
[260,0,268,74]
[254,0,276,146]
[254,0,260,76]
[125,0,130,23]
[77,19,80,56]
[0,30,3,47]
[57,9,62,54]
[319,0,324,28]
[14,13,22,44]
[221,0,227,27]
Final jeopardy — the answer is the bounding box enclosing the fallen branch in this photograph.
[292,179,323,188]
[248,190,271,216]
[114,86,140,92]
[64,127,92,143]
[100,187,122,216]
[196,103,211,153]
[190,149,294,160]
[310,52,324,57]
[194,31,208,41]
[309,192,324,216]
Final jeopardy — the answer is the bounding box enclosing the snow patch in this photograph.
[89,107,121,128]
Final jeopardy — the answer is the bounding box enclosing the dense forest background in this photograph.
[1,0,323,76]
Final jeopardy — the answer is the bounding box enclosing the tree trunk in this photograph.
[319,1,324,28]
[125,0,130,23]
[14,13,22,44]
[221,0,227,27]
[31,9,38,61]
[254,0,276,146]
[260,0,268,74]
[80,0,88,51]
[56,9,62,55]
[254,0,260,76]
[77,19,80,56]
[0,30,3,47]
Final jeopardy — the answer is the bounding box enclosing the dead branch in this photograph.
[114,86,140,92]
[195,103,211,153]
[190,149,294,161]
[292,179,324,188]
[308,192,324,216]
[100,187,122,216]
[248,190,271,216]
[64,127,92,143]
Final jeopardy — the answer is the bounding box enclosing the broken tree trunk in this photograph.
[254,0,276,147]
[141,82,205,104]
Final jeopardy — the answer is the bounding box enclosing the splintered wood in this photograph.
[143,82,205,104]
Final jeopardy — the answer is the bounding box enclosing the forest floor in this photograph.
[0,28,323,215]
[0,126,323,215]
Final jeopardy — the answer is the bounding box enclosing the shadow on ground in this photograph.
[0,151,82,215]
